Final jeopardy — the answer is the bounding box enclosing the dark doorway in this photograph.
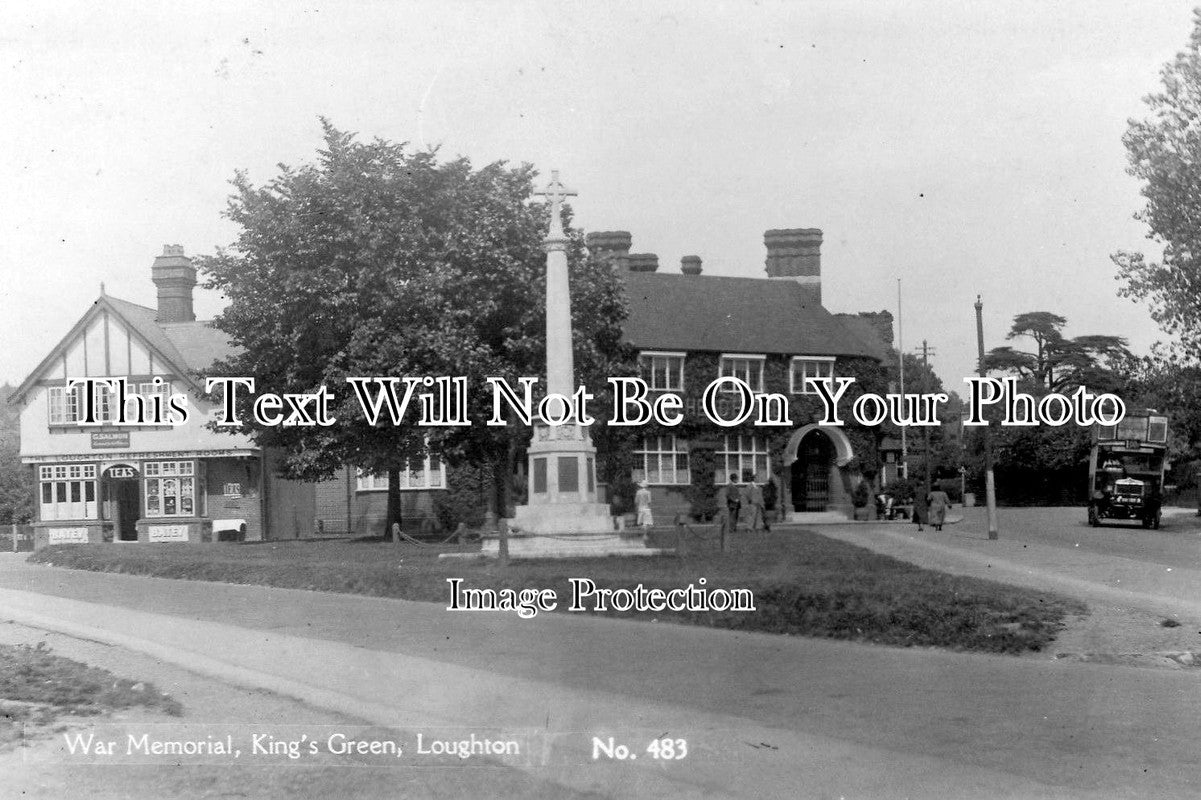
[791,432,832,512]
[113,479,140,541]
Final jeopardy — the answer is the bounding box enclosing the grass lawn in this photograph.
[30,528,1086,655]
[0,641,181,749]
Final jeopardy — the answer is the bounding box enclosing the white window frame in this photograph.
[356,449,446,492]
[790,356,836,395]
[633,435,690,485]
[639,351,686,392]
[38,464,98,521]
[718,354,765,393]
[47,385,82,426]
[715,435,770,484]
[144,460,198,518]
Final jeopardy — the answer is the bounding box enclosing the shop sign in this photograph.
[48,527,89,544]
[147,524,189,542]
[104,464,139,479]
[91,432,131,449]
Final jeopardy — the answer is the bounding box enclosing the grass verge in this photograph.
[30,528,1086,654]
[0,641,181,748]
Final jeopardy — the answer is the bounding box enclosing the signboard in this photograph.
[147,524,189,542]
[104,464,138,479]
[223,483,243,498]
[48,527,89,544]
[91,431,131,449]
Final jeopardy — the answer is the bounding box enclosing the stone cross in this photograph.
[535,170,577,241]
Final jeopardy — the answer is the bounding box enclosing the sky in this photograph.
[1,1,1196,391]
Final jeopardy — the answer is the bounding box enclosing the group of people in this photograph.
[632,474,773,535]
[715,474,771,533]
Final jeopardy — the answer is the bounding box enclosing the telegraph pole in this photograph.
[897,279,907,479]
[975,295,999,540]
[911,339,937,500]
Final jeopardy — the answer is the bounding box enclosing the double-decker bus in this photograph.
[1087,410,1169,529]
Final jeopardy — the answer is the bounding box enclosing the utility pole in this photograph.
[975,295,999,540]
[897,279,907,479]
[911,339,937,500]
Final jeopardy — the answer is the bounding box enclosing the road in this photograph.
[955,505,1201,569]
[2,511,1201,798]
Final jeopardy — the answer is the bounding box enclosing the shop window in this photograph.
[38,464,97,520]
[144,460,196,517]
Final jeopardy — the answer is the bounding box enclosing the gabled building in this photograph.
[586,228,893,520]
[14,226,894,545]
[11,246,314,547]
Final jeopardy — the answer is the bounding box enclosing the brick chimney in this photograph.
[585,231,632,268]
[626,253,659,273]
[681,255,702,275]
[764,228,822,305]
[152,244,196,323]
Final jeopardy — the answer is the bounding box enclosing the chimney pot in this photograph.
[681,255,702,275]
[585,230,633,264]
[764,228,822,305]
[626,253,659,273]
[152,244,197,324]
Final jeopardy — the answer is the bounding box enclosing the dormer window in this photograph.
[719,354,765,393]
[639,351,685,391]
[790,357,835,395]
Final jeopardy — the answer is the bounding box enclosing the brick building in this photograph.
[14,226,894,544]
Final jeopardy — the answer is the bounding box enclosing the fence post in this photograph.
[11,523,17,553]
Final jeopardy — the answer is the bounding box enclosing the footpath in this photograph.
[808,506,1201,664]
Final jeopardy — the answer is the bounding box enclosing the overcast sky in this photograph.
[2,1,1195,390]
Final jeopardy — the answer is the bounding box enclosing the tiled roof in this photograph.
[621,271,881,359]
[104,296,235,372]
[832,314,893,362]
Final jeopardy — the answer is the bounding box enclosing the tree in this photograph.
[1113,10,1201,350]
[974,312,1132,504]
[983,311,1131,393]
[0,384,33,525]
[200,121,632,535]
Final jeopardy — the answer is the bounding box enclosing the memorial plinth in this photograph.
[481,171,668,559]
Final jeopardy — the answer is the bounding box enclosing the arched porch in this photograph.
[782,424,855,520]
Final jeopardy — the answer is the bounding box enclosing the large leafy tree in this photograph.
[1113,10,1201,350]
[200,121,631,534]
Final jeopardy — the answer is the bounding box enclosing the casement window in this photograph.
[47,386,82,425]
[47,382,143,425]
[639,352,685,391]
[790,356,836,395]
[144,460,197,517]
[718,355,765,393]
[633,435,690,485]
[356,451,446,492]
[38,464,98,521]
[716,435,770,484]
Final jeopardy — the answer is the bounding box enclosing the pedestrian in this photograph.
[634,479,654,534]
[744,478,768,532]
[717,473,742,535]
[927,488,951,531]
[913,491,927,532]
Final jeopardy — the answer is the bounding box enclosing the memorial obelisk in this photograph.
[483,171,661,558]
